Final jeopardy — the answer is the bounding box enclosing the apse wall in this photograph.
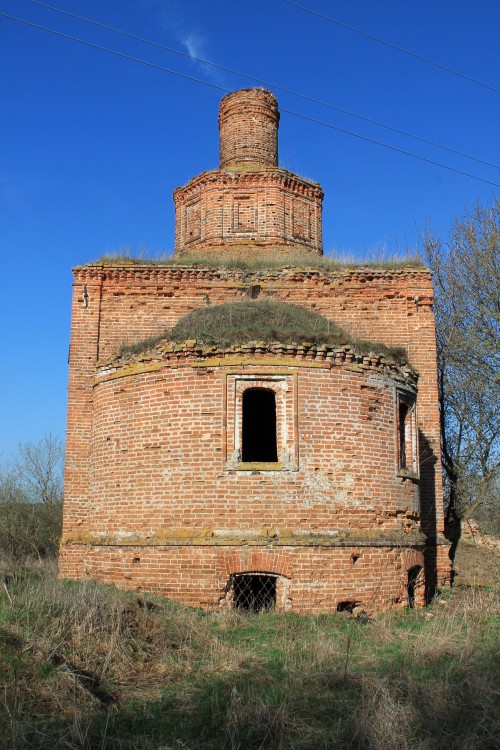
[87,353,420,538]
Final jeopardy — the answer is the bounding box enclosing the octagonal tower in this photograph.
[174,88,324,257]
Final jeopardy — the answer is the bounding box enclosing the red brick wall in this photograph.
[219,88,279,168]
[61,264,450,609]
[59,543,427,614]
[173,169,323,256]
[81,358,418,536]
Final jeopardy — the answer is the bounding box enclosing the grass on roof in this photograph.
[91,248,424,272]
[118,300,407,364]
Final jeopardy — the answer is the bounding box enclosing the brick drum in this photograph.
[60,88,451,614]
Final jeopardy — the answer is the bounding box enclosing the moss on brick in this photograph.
[61,528,428,547]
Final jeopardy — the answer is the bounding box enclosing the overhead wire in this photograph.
[279,106,500,188]
[1,11,499,189]
[21,0,500,171]
[282,0,500,95]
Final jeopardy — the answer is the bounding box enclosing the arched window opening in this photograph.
[407,565,422,608]
[232,573,277,612]
[242,388,278,462]
[399,402,409,470]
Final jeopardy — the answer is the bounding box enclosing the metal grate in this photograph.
[232,574,277,612]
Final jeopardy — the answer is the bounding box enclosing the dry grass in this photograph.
[1,556,498,749]
[118,299,408,363]
[91,247,424,271]
[453,538,500,588]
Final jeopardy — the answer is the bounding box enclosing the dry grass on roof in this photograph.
[171,249,424,272]
[119,300,408,364]
[91,249,424,272]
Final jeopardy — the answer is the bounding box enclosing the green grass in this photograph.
[118,299,408,364]
[1,562,498,749]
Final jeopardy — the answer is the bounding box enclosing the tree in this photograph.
[0,435,64,567]
[422,200,500,534]
[14,433,64,505]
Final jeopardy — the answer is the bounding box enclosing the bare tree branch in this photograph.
[421,199,500,533]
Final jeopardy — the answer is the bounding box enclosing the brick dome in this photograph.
[169,300,348,347]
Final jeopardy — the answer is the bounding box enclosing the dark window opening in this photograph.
[399,402,409,470]
[232,574,277,612]
[407,566,422,608]
[242,388,278,462]
[336,601,358,613]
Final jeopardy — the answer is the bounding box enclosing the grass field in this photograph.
[1,546,498,750]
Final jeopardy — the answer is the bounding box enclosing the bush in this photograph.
[0,499,62,569]
[0,436,64,572]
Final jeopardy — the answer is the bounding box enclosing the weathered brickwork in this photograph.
[60,88,451,612]
[174,169,323,256]
[219,88,279,168]
[71,353,418,537]
[174,88,323,256]
[59,544,427,615]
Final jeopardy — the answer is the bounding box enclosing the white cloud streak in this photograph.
[181,31,222,82]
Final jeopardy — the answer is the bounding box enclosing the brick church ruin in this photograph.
[60,88,451,613]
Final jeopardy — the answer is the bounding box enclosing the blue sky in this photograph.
[1,0,499,456]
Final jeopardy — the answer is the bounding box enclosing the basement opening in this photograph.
[407,565,422,608]
[242,388,278,462]
[232,573,277,612]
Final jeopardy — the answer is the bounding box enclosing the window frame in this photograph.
[395,387,419,479]
[241,387,279,463]
[225,373,298,471]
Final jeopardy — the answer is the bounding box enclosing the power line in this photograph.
[280,106,500,187]
[283,0,500,95]
[22,0,500,171]
[2,12,500,189]
[0,12,229,92]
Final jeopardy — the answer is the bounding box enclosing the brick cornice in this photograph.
[73,263,432,286]
[96,339,418,386]
[173,167,324,203]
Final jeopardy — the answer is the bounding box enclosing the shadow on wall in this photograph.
[419,427,439,603]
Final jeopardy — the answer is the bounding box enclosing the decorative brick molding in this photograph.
[174,168,323,256]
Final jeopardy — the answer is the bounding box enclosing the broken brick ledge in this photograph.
[97,341,418,384]
[60,529,444,548]
[73,263,431,284]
